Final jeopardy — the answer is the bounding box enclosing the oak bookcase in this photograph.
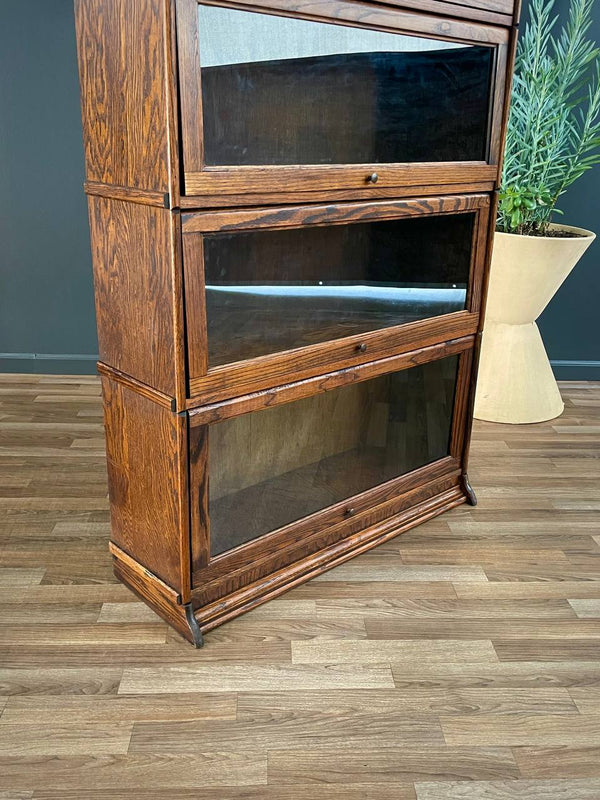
[74,0,519,645]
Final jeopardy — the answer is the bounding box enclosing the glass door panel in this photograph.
[204,213,474,367]
[197,4,494,167]
[209,354,459,555]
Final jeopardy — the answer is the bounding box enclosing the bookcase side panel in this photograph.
[88,196,181,397]
[102,376,190,595]
[74,0,177,198]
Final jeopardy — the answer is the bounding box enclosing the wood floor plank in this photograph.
[493,640,600,662]
[206,618,368,643]
[399,548,571,566]
[118,664,394,694]
[485,568,600,582]
[0,753,267,790]
[366,619,600,640]
[568,600,600,618]
[237,688,577,717]
[0,377,598,797]
[288,581,458,599]
[292,639,498,664]
[0,693,237,723]
[414,778,600,799]
[0,603,102,625]
[0,640,292,667]
[453,583,600,600]
[128,713,445,752]
[0,585,132,604]
[0,624,166,646]
[326,598,576,620]
[514,746,600,778]
[30,787,417,800]
[441,714,600,746]
[397,534,599,551]
[0,568,45,587]
[391,662,600,689]
[0,668,123,696]
[267,746,519,784]
[314,565,489,582]
[0,723,133,756]
[568,687,600,713]
[97,602,169,624]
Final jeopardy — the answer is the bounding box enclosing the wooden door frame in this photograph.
[181,193,490,405]
[174,0,510,206]
[187,338,474,614]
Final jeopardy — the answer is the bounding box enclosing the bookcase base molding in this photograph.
[110,477,473,648]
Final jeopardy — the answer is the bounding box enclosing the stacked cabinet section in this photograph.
[176,0,511,205]
[75,0,517,645]
[187,343,475,626]
[182,195,490,402]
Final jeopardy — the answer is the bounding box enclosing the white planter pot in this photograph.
[474,223,595,424]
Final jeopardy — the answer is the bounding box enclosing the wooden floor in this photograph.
[1,375,600,800]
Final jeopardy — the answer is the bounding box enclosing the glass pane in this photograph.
[204,213,473,366]
[209,355,458,555]
[198,5,493,166]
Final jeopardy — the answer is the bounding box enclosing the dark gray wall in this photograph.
[0,0,97,374]
[537,0,600,381]
[0,0,598,377]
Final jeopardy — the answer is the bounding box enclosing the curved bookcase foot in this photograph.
[110,542,205,647]
[184,603,204,648]
[461,473,478,506]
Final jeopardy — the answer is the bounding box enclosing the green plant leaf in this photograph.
[498,0,600,234]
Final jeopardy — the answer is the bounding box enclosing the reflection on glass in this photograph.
[198,5,493,166]
[209,355,459,555]
[204,213,474,366]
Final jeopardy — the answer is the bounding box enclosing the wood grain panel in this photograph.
[102,378,187,593]
[195,0,510,42]
[74,0,174,194]
[179,180,496,208]
[88,197,181,398]
[190,465,461,583]
[181,194,489,233]
[188,339,473,425]
[379,0,514,23]
[187,314,479,404]
[185,164,499,197]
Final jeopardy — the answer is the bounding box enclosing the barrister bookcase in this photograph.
[74,0,519,645]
